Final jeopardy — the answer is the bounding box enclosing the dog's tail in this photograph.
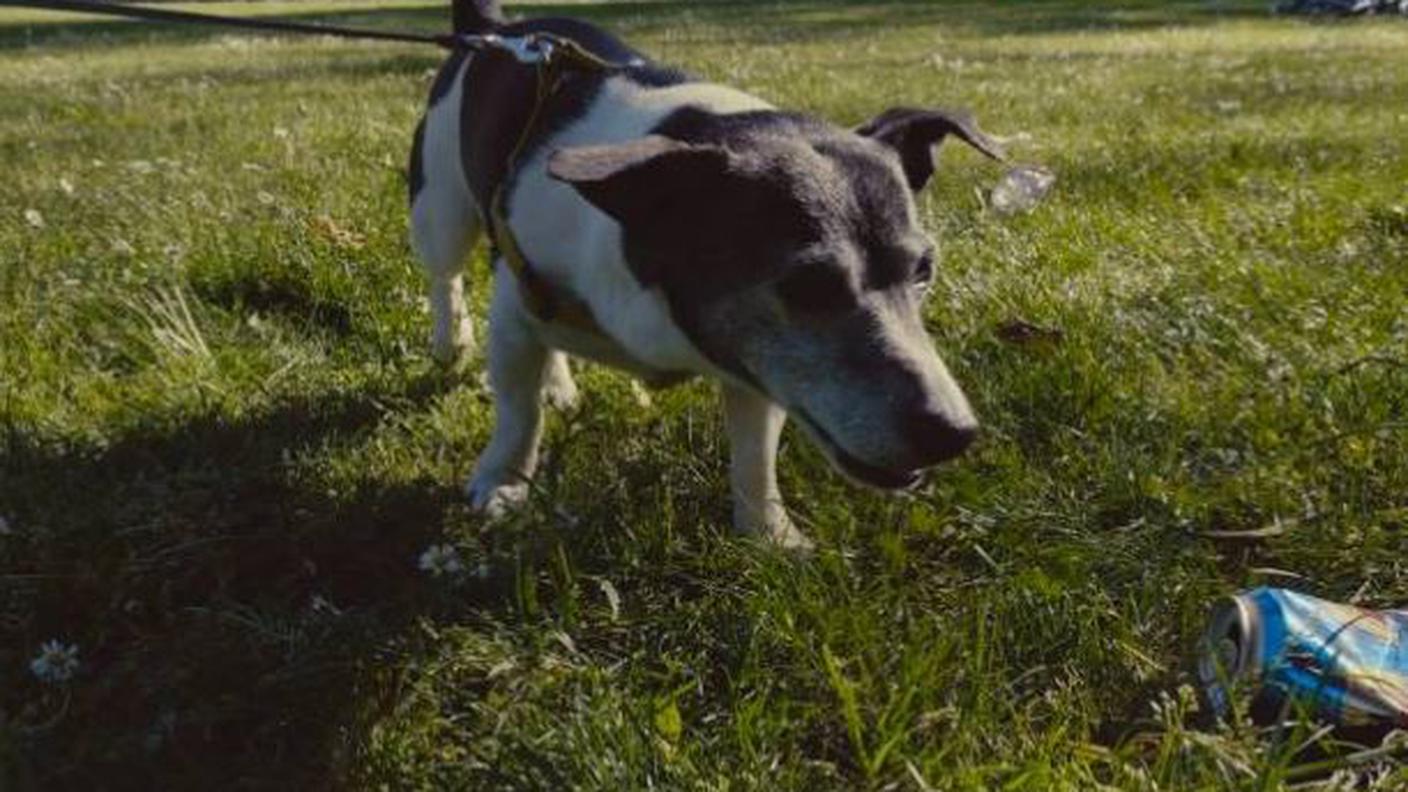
[452,0,504,33]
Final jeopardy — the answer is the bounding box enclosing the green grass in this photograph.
[2,0,1407,788]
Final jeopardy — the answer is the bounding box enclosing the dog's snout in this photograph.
[906,409,978,466]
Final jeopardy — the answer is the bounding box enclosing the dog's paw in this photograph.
[760,517,815,553]
[542,358,579,411]
[542,375,579,411]
[467,474,530,519]
[734,506,814,553]
[430,321,475,367]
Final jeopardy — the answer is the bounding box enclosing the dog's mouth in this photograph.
[791,410,922,491]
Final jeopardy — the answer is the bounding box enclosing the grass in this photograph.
[2,0,1407,788]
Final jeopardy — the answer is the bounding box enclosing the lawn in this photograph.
[1,0,1406,788]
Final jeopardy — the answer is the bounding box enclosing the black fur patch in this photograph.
[645,108,919,304]
[618,109,827,383]
[622,107,925,383]
[811,138,924,291]
[458,17,687,212]
[407,116,427,204]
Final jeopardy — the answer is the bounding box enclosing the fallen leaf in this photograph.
[996,319,1064,346]
[311,214,366,249]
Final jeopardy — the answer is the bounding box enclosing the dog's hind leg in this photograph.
[409,133,478,364]
[409,65,479,365]
[723,385,813,551]
[467,267,552,516]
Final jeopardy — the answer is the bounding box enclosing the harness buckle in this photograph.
[472,32,555,65]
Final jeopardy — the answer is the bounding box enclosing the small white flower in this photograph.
[30,640,80,683]
[23,209,44,229]
[418,544,464,578]
[272,126,290,140]
[256,191,275,205]
[110,238,135,256]
[58,177,75,196]
[308,594,341,617]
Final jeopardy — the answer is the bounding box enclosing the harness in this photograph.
[478,34,624,337]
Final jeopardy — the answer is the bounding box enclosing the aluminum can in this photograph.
[1198,587,1408,726]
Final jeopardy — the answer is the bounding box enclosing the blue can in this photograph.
[1198,587,1408,726]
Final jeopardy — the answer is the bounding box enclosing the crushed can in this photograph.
[1198,587,1408,727]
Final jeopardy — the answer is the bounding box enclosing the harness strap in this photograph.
[484,38,621,335]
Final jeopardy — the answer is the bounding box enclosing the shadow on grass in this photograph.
[195,271,358,340]
[0,368,741,788]
[0,375,481,788]
[0,0,1270,54]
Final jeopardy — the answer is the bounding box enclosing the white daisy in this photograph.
[30,640,80,683]
[417,544,465,578]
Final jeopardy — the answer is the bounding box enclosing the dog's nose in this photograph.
[906,410,978,466]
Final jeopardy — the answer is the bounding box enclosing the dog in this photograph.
[409,0,1003,549]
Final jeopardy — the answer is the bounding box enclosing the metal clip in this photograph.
[472,32,555,65]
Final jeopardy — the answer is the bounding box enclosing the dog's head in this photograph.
[548,107,1003,488]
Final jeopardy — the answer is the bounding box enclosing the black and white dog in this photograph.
[410,0,999,549]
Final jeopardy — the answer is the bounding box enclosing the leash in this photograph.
[8,0,622,336]
[1,0,463,47]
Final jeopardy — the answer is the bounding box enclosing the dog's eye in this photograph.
[776,265,856,314]
[913,251,934,287]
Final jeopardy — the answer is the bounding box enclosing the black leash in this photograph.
[0,0,461,48]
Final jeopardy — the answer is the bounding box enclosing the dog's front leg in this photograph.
[467,272,550,517]
[723,384,813,551]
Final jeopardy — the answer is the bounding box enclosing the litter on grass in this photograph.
[989,165,1055,215]
[1199,587,1408,728]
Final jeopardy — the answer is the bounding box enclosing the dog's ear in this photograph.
[549,135,800,298]
[855,107,1006,192]
[547,135,732,228]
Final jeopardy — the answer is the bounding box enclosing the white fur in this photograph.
[410,54,478,365]
[724,385,812,550]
